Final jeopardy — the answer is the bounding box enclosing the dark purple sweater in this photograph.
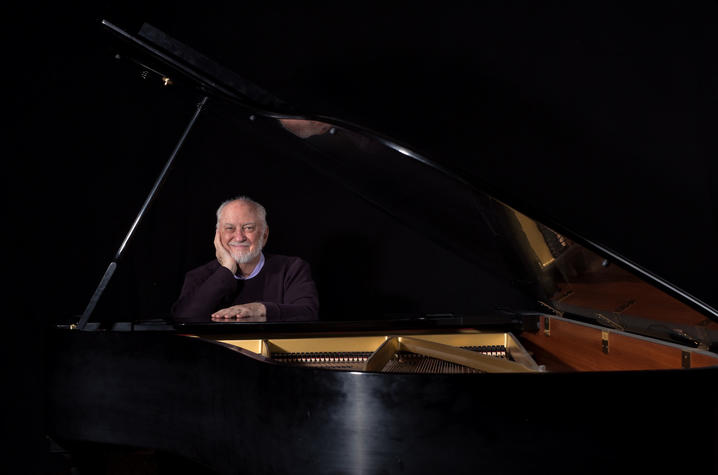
[171,254,319,322]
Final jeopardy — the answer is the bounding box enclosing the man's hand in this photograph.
[211,302,267,322]
[279,119,332,139]
[214,229,238,274]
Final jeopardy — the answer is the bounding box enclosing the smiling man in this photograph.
[172,196,319,322]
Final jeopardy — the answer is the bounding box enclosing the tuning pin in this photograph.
[162,77,172,86]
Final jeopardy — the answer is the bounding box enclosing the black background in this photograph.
[9,2,718,472]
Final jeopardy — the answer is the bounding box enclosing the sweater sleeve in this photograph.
[262,257,319,322]
[172,262,238,322]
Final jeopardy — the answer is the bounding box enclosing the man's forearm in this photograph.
[172,267,238,321]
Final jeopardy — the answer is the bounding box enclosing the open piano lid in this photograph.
[85,20,718,350]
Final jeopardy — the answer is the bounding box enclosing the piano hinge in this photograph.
[681,351,691,369]
[543,317,550,336]
[601,331,609,354]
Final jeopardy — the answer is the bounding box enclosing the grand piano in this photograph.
[46,18,718,475]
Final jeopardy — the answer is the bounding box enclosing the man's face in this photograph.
[218,201,268,264]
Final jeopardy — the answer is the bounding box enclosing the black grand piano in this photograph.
[45,16,718,475]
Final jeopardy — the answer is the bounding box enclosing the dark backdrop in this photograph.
[9,2,718,472]
[13,2,718,318]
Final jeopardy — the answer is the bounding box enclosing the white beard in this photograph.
[230,241,263,264]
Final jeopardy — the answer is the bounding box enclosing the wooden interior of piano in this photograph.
[207,331,542,373]
[502,205,718,372]
[197,320,718,374]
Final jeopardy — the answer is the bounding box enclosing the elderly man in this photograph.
[172,196,319,322]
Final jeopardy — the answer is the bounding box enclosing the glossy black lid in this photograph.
[87,17,717,347]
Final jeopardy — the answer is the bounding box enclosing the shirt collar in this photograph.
[234,252,265,280]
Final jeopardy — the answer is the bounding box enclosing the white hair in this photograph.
[215,196,268,229]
